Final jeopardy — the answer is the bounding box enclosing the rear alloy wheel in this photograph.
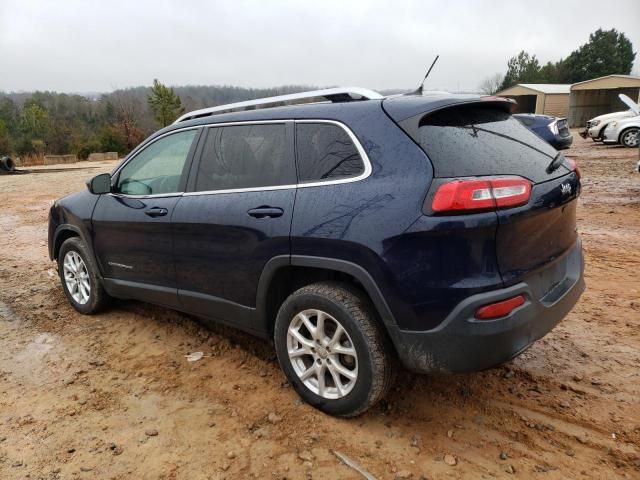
[620,128,639,148]
[287,308,358,399]
[274,282,396,417]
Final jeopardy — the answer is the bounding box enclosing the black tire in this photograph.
[620,127,640,148]
[0,156,15,172]
[58,237,110,314]
[274,281,396,417]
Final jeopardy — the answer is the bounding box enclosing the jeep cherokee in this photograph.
[49,87,585,416]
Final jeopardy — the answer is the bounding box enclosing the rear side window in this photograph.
[411,105,558,180]
[194,123,294,191]
[295,123,364,183]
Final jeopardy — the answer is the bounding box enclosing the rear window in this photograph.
[194,123,295,191]
[513,114,536,126]
[412,105,559,180]
[295,123,364,183]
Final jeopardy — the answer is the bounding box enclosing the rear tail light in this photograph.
[475,294,525,320]
[547,120,559,135]
[432,176,531,213]
[566,158,581,179]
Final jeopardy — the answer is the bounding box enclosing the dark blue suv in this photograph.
[48,88,585,416]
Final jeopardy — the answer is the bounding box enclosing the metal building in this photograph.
[495,84,571,117]
[568,75,640,127]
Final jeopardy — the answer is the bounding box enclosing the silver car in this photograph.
[603,115,640,147]
[581,94,639,142]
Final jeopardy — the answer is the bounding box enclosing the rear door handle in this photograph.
[145,207,168,217]
[247,206,284,219]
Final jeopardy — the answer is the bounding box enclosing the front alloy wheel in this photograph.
[63,251,91,305]
[287,309,358,399]
[57,237,109,314]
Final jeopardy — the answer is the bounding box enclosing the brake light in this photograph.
[432,177,531,213]
[566,158,581,179]
[475,295,525,320]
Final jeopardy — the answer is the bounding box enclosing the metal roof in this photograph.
[570,74,640,90]
[517,84,571,94]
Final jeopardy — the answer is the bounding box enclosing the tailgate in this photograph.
[496,171,580,285]
[557,118,571,137]
[389,99,582,287]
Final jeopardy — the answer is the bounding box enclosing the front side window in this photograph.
[194,123,293,191]
[295,123,365,183]
[117,129,198,195]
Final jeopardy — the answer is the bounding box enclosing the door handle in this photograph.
[247,206,284,219]
[144,207,168,217]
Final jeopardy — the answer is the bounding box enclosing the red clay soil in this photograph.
[0,134,638,479]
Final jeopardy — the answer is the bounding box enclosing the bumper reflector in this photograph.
[475,294,525,320]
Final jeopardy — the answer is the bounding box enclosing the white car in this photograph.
[581,94,639,142]
[603,115,640,147]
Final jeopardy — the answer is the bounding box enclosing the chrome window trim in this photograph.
[112,119,371,199]
[183,119,372,197]
[294,119,372,189]
[107,192,184,200]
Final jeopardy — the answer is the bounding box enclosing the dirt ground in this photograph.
[0,133,639,480]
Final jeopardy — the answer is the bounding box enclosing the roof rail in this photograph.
[173,87,383,123]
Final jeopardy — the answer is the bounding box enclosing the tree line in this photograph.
[1,27,635,158]
[0,83,312,159]
[479,28,636,94]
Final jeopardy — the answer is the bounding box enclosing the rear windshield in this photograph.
[412,105,559,181]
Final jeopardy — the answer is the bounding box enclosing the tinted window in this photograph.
[513,114,536,126]
[412,105,559,181]
[117,129,198,195]
[194,124,293,191]
[296,123,364,183]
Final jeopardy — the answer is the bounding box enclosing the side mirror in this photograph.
[87,173,112,194]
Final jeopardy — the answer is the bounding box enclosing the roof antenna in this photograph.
[409,55,439,96]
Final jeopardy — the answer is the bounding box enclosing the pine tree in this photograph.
[563,29,636,83]
[147,79,185,127]
[499,51,542,90]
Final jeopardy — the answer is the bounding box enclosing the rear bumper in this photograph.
[551,135,573,150]
[390,239,585,373]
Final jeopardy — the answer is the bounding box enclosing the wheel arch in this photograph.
[597,124,608,139]
[256,255,398,338]
[52,225,84,261]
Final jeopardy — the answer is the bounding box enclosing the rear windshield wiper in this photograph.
[546,153,564,174]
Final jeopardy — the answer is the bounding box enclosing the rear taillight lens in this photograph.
[475,294,525,320]
[432,177,531,213]
[566,158,581,179]
[547,120,559,135]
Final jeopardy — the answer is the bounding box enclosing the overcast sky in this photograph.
[1,0,639,94]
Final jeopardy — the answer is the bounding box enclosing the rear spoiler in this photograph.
[382,94,517,124]
[382,95,517,138]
